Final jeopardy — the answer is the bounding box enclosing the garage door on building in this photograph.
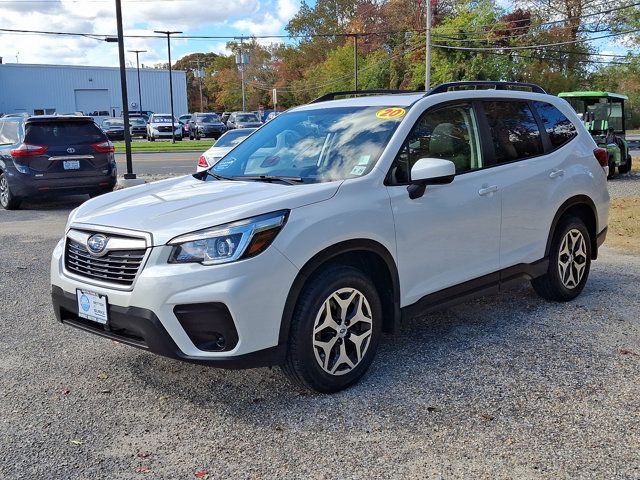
[74,89,110,116]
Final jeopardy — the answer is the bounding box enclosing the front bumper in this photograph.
[50,235,299,366]
[51,286,285,368]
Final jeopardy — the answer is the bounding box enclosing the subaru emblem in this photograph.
[67,147,76,154]
[87,234,108,255]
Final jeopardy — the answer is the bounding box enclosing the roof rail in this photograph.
[309,89,422,104]
[427,81,546,95]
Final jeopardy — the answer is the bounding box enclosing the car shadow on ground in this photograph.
[17,195,89,211]
[124,277,607,424]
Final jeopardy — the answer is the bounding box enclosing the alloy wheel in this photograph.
[557,228,588,289]
[0,176,9,207]
[312,287,373,376]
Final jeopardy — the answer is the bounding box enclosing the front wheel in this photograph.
[0,172,21,210]
[532,216,591,302]
[607,157,616,179]
[281,265,382,393]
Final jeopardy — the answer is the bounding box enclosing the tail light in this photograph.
[593,147,608,169]
[91,141,115,153]
[198,155,209,168]
[10,143,48,157]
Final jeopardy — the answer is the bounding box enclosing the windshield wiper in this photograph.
[236,175,304,185]
[198,170,236,181]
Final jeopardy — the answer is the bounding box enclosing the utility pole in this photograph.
[425,0,432,91]
[115,0,135,179]
[154,30,182,143]
[235,37,247,111]
[353,34,359,91]
[190,59,205,111]
[128,49,146,114]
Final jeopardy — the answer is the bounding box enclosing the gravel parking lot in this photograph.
[1,176,639,479]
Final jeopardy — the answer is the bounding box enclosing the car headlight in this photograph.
[167,210,288,265]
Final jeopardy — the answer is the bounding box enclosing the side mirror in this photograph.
[407,158,456,199]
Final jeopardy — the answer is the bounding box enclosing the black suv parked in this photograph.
[188,112,226,139]
[0,116,117,209]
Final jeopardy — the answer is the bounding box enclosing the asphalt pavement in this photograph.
[115,151,199,177]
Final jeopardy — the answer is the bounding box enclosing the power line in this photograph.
[434,28,640,51]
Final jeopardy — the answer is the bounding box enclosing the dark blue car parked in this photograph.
[0,115,117,209]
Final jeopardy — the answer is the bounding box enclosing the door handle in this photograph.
[549,169,565,178]
[478,185,498,196]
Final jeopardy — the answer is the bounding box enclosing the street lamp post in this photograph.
[154,30,182,143]
[114,0,135,179]
[128,49,146,114]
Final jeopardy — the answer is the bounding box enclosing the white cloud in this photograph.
[0,0,266,65]
[277,0,299,21]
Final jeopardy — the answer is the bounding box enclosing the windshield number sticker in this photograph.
[376,108,406,120]
[351,165,367,175]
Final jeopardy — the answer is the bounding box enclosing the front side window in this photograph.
[388,103,482,184]
[533,101,577,149]
[483,101,543,163]
[209,106,406,184]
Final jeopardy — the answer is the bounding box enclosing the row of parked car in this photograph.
[97,110,268,142]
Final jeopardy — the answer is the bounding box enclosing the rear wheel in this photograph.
[0,172,21,210]
[532,216,591,302]
[148,134,155,142]
[281,265,382,393]
[618,154,632,174]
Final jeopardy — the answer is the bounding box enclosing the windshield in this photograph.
[152,116,175,124]
[215,129,254,147]
[566,97,623,133]
[196,114,219,123]
[103,119,123,126]
[237,114,259,123]
[130,118,146,125]
[209,106,405,183]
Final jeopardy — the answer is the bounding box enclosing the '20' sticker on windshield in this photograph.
[376,107,406,120]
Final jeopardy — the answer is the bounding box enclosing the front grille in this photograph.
[65,238,146,286]
[157,126,173,132]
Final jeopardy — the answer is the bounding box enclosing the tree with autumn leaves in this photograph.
[169,0,640,125]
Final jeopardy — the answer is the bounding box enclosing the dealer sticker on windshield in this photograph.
[376,107,406,120]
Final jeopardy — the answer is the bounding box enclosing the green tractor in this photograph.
[558,91,633,178]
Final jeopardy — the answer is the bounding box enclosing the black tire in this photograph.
[148,134,155,142]
[175,136,182,142]
[195,134,201,140]
[531,215,591,302]
[618,154,632,174]
[0,172,21,210]
[281,265,382,393]
[607,156,616,179]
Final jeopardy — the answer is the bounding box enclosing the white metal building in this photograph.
[0,63,187,117]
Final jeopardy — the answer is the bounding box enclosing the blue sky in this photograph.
[0,0,304,67]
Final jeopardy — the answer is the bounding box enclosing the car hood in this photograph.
[70,175,341,245]
[198,122,225,127]
[236,122,262,127]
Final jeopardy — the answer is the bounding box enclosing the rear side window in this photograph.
[483,101,543,163]
[0,120,20,145]
[25,121,106,145]
[533,101,577,149]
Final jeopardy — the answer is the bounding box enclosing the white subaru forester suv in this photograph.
[51,82,609,393]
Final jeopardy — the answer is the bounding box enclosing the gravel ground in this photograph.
[1,181,639,479]
[607,171,640,198]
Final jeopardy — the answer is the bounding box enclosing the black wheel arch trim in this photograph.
[277,239,401,347]
[545,195,601,260]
